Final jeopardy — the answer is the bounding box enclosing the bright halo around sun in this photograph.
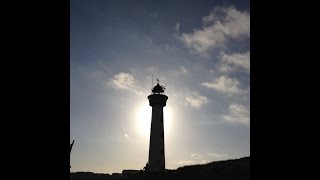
[136,102,173,138]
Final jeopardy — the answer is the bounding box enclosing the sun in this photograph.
[136,102,173,138]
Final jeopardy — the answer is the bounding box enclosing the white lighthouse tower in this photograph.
[147,79,168,172]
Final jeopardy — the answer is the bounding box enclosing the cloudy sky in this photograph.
[71,0,250,173]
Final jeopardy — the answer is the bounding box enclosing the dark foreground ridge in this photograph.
[71,157,250,180]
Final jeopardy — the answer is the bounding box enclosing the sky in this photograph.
[70,0,250,174]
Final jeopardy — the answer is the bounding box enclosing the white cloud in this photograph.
[179,6,250,55]
[108,72,143,95]
[202,75,241,94]
[222,103,250,125]
[175,160,195,166]
[108,72,135,90]
[184,92,208,109]
[203,6,250,38]
[191,154,202,159]
[219,52,250,73]
[124,134,129,138]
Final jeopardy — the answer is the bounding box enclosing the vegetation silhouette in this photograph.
[70,157,250,180]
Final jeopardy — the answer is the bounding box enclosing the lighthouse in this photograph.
[147,79,168,172]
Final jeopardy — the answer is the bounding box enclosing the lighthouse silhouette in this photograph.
[147,79,168,172]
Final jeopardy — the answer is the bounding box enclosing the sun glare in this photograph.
[136,102,173,138]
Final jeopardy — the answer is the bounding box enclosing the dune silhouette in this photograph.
[70,156,250,180]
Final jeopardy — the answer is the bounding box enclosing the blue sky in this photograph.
[71,0,250,173]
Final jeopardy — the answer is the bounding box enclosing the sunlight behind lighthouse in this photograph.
[136,102,173,138]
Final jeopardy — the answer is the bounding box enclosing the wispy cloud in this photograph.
[150,12,159,19]
[222,103,250,125]
[146,67,155,72]
[164,44,178,53]
[180,66,189,76]
[124,134,129,138]
[200,159,208,164]
[191,154,202,159]
[202,75,241,95]
[219,52,250,73]
[179,6,250,56]
[207,153,234,162]
[184,92,208,109]
[107,72,144,95]
[175,160,195,166]
[208,153,230,158]
[175,22,180,34]
[146,36,153,45]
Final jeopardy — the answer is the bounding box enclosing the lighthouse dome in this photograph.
[152,83,165,94]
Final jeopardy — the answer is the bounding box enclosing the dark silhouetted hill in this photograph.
[71,156,250,180]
